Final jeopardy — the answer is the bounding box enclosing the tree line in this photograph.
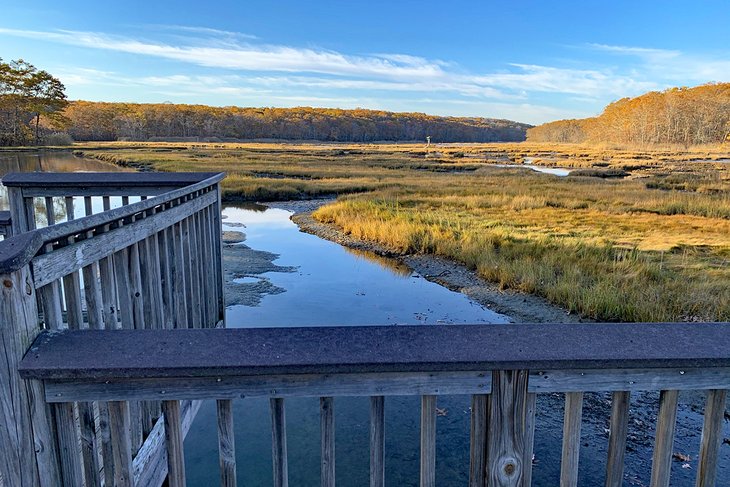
[0,58,68,146]
[63,102,530,143]
[527,83,730,146]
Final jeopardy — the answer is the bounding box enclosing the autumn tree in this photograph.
[0,58,68,146]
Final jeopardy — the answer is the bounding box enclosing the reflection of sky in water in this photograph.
[222,205,509,327]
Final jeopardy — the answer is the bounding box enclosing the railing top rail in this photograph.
[1,171,221,188]
[0,172,224,274]
[19,323,730,381]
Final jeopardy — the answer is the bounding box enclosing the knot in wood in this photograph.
[504,462,515,475]
[3,279,12,289]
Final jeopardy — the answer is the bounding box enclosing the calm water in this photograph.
[184,205,509,486]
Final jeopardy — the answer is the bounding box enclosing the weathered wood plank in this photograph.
[108,401,133,487]
[420,395,437,487]
[561,392,583,487]
[54,402,83,486]
[649,389,679,487]
[133,399,201,487]
[6,187,29,234]
[22,324,730,381]
[0,266,61,487]
[43,370,493,402]
[81,197,104,330]
[487,370,528,486]
[212,184,226,324]
[61,197,84,329]
[217,399,237,487]
[78,401,101,486]
[270,397,289,487]
[695,389,727,487]
[171,220,189,329]
[320,397,335,487]
[469,394,488,487]
[2,171,221,191]
[96,402,116,487]
[605,391,631,487]
[523,392,537,487]
[370,396,385,487]
[163,400,186,487]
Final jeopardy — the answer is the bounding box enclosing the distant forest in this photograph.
[63,102,531,143]
[527,83,730,146]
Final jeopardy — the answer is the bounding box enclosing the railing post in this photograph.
[487,370,529,487]
[6,187,31,234]
[0,264,61,486]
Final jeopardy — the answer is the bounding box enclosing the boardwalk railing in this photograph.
[1,172,729,487]
[0,172,225,487]
[13,323,730,487]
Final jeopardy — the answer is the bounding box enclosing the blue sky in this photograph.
[1,0,728,124]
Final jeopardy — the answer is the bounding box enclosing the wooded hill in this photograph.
[63,101,531,143]
[527,83,730,146]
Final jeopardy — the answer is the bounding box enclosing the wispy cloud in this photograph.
[5,26,725,123]
[0,26,654,100]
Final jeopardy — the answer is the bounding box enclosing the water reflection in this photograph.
[344,247,412,277]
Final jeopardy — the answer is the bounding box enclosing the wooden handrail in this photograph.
[0,172,224,273]
[19,323,730,382]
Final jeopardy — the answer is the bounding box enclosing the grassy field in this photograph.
[71,141,730,322]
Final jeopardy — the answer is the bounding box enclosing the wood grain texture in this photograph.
[695,389,727,487]
[320,397,335,487]
[469,394,488,487]
[217,399,237,487]
[370,396,385,487]
[605,391,631,487]
[162,400,186,487]
[487,370,528,487]
[0,266,61,487]
[420,395,437,487]
[108,401,134,487]
[650,390,679,487]
[561,392,583,487]
[270,398,289,487]
[43,370,492,402]
[54,402,83,486]
[523,393,537,487]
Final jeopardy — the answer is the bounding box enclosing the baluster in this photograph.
[270,398,289,487]
[163,400,186,487]
[99,196,119,329]
[420,395,437,487]
[321,397,335,487]
[82,197,103,329]
[650,390,679,487]
[370,396,385,487]
[605,391,631,487]
[158,207,175,329]
[62,197,83,328]
[172,218,189,329]
[217,399,237,487]
[212,184,226,324]
[469,394,488,487]
[561,392,583,487]
[487,370,529,486]
[54,402,84,486]
[187,212,203,328]
[108,401,134,487]
[523,392,537,486]
[695,389,728,487]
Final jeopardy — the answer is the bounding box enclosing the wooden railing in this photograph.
[15,323,730,487]
[0,172,225,487]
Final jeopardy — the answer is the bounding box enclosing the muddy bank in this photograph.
[222,230,296,307]
[288,209,585,324]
